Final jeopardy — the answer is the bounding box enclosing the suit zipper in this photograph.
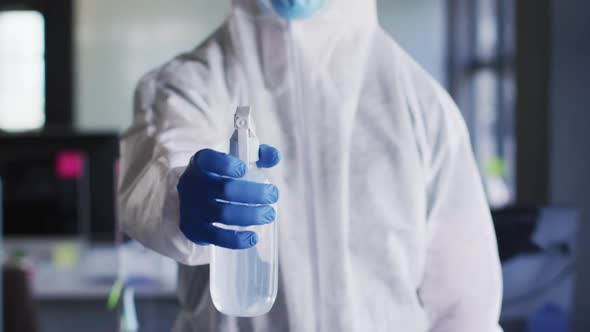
[286,22,322,331]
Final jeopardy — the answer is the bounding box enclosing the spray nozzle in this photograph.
[230,106,260,165]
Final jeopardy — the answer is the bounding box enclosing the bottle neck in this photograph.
[242,163,267,183]
[247,162,259,170]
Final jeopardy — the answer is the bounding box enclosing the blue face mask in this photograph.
[268,0,325,20]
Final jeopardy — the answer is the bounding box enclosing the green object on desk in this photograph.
[486,157,505,177]
[108,279,124,310]
[53,242,80,267]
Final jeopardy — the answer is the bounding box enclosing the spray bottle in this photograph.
[209,106,279,317]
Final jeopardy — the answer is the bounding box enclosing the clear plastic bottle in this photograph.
[209,107,279,317]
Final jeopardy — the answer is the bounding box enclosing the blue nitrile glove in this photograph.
[177,144,281,250]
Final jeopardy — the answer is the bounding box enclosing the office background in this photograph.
[1,0,588,331]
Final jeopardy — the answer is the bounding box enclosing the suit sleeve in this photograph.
[117,70,228,266]
[418,90,503,332]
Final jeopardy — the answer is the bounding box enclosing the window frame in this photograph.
[447,0,517,206]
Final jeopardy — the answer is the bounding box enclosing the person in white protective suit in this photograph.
[118,0,504,331]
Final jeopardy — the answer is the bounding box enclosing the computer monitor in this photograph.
[0,131,119,242]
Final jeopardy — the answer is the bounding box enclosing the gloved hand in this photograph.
[177,144,281,250]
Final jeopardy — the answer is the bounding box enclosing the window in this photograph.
[0,10,45,131]
[0,1,73,130]
[448,0,516,208]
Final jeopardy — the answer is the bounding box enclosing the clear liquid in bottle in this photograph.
[210,166,278,317]
[209,106,279,317]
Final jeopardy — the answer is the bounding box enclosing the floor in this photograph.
[37,298,179,332]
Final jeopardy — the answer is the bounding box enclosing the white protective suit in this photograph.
[118,0,503,331]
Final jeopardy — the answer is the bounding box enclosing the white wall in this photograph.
[377,0,446,85]
[74,0,229,131]
[74,0,446,131]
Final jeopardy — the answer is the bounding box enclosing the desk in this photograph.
[4,238,177,299]
[4,238,179,332]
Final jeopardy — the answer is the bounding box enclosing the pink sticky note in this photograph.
[56,151,85,180]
